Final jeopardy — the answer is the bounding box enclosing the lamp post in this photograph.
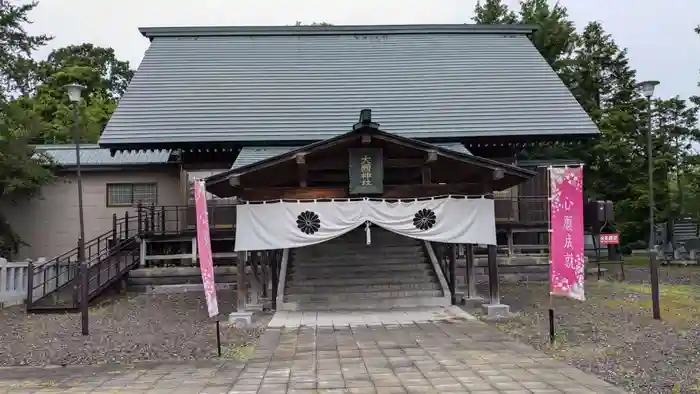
[65,83,89,334]
[640,79,661,320]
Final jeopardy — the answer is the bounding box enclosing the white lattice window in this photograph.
[106,183,158,206]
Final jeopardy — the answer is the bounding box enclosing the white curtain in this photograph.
[235,197,496,251]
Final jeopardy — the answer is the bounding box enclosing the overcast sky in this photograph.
[24,0,700,101]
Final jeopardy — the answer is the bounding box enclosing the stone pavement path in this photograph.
[0,308,628,393]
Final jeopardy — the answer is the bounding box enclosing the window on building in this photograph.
[106,183,158,206]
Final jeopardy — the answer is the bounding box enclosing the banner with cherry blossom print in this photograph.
[194,179,219,317]
[549,167,585,301]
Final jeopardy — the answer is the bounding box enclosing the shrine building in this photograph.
[23,24,598,316]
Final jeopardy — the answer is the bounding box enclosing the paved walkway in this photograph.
[0,308,627,393]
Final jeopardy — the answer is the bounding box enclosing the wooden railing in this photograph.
[494,195,548,225]
[137,203,237,235]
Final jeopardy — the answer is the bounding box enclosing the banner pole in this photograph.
[547,166,556,345]
[216,318,222,357]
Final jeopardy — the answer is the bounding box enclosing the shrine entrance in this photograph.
[204,111,536,312]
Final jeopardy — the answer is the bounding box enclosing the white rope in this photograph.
[365,221,371,245]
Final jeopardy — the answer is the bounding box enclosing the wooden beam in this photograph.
[303,169,420,184]
[382,183,479,198]
[241,187,347,200]
[309,157,425,171]
[421,167,432,184]
[239,182,481,200]
[296,153,308,187]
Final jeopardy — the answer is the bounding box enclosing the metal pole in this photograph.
[646,97,661,320]
[73,104,89,334]
[74,105,86,248]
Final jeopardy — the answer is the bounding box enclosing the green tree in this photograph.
[472,0,517,24]
[653,97,700,218]
[10,43,134,144]
[294,21,333,27]
[517,0,577,71]
[0,0,54,256]
[0,0,51,100]
[0,101,54,256]
[470,0,689,246]
[693,25,700,107]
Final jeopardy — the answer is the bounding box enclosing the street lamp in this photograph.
[640,79,661,320]
[65,83,89,334]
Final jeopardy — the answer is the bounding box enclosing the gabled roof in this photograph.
[205,124,536,197]
[99,23,598,151]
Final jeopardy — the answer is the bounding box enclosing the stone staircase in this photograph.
[283,226,448,311]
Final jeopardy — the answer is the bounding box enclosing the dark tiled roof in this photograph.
[100,24,598,149]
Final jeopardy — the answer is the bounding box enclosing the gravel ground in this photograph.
[467,265,700,394]
[0,291,270,366]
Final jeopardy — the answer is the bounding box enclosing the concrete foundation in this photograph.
[462,296,485,308]
[482,303,511,318]
[228,311,254,327]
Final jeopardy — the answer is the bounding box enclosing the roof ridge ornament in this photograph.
[352,109,380,132]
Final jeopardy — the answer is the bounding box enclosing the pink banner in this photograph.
[549,167,585,301]
[194,180,219,317]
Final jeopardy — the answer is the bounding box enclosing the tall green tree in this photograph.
[294,21,333,27]
[517,0,577,71]
[693,25,700,107]
[470,0,694,245]
[0,0,54,256]
[0,0,51,100]
[472,0,517,24]
[10,43,134,144]
[0,100,54,256]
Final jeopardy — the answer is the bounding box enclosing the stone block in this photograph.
[462,296,485,309]
[482,303,511,318]
[228,311,253,327]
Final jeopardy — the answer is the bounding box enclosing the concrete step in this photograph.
[290,263,432,277]
[286,296,449,311]
[295,246,423,258]
[296,247,424,257]
[286,274,437,286]
[285,289,443,303]
[292,257,425,268]
[286,281,441,295]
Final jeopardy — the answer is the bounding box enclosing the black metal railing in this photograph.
[26,211,140,310]
[26,203,238,312]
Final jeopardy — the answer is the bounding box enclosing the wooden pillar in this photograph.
[506,228,514,256]
[484,174,500,305]
[248,252,260,308]
[487,244,500,305]
[464,243,476,298]
[236,251,247,311]
[271,253,278,310]
[449,244,457,305]
[191,237,197,266]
